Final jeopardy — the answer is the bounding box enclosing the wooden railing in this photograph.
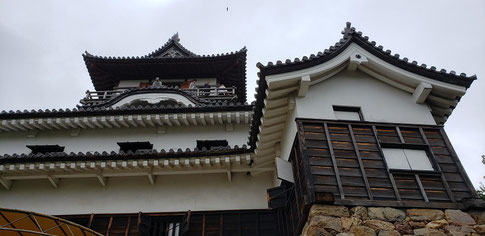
[185,87,236,98]
[79,87,237,105]
[79,90,124,105]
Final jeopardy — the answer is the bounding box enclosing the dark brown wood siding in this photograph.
[294,119,478,209]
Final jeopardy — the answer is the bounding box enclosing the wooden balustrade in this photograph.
[80,87,237,105]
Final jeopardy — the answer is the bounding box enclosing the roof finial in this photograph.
[171,32,180,43]
[342,22,352,35]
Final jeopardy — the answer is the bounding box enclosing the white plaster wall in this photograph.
[0,172,272,215]
[0,124,249,155]
[296,70,436,125]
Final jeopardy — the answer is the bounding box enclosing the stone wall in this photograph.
[301,205,485,236]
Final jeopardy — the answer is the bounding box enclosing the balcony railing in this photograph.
[79,87,237,106]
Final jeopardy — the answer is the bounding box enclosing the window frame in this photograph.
[332,105,364,121]
[379,134,439,174]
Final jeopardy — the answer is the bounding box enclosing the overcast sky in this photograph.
[0,0,484,187]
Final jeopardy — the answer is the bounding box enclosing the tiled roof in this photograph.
[256,22,476,88]
[82,35,248,102]
[83,33,247,60]
[0,102,253,120]
[0,145,250,164]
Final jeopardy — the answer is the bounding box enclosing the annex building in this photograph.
[0,23,483,236]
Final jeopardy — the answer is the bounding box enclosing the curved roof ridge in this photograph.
[146,32,199,58]
[82,34,247,60]
[256,22,476,88]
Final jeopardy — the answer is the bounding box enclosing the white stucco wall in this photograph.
[0,172,272,215]
[275,69,436,163]
[0,124,249,155]
[296,69,436,125]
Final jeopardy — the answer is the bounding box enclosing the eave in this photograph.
[0,151,274,189]
[0,108,253,133]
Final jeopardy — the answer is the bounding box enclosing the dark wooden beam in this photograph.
[333,199,465,209]
[439,128,479,198]
[106,217,113,236]
[202,214,206,236]
[219,214,223,236]
[372,125,401,201]
[295,118,444,129]
[348,124,373,200]
[419,128,456,202]
[296,122,316,204]
[87,213,94,229]
[0,212,23,236]
[324,123,345,199]
[124,216,131,236]
[415,174,429,202]
[53,219,68,236]
[396,127,405,143]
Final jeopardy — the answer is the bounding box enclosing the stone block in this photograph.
[305,227,331,236]
[468,210,485,224]
[364,220,395,232]
[382,207,406,222]
[406,209,444,221]
[340,217,353,231]
[413,228,447,236]
[308,215,342,234]
[473,224,485,234]
[445,210,476,226]
[444,225,475,236]
[351,206,369,220]
[310,205,350,218]
[394,221,413,235]
[368,207,386,221]
[377,230,400,236]
[336,233,354,236]
[409,221,426,229]
[425,219,448,229]
[350,225,376,236]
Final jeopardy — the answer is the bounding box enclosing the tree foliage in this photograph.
[477,155,485,201]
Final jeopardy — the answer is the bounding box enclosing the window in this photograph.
[117,141,153,152]
[382,148,434,171]
[333,106,363,121]
[27,145,65,154]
